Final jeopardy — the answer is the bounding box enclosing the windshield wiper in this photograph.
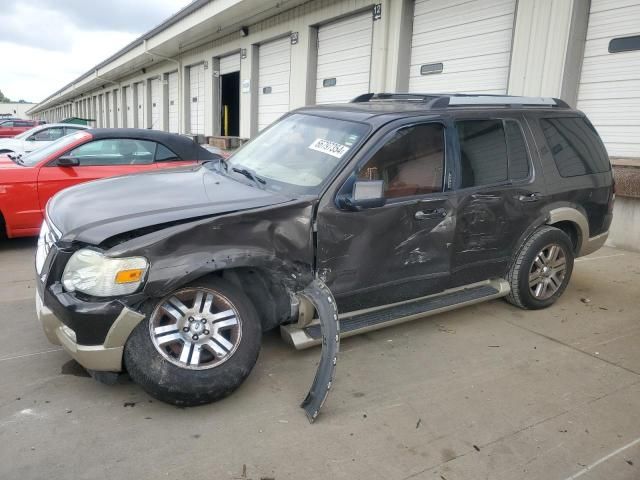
[231,165,266,188]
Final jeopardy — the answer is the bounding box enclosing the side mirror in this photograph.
[338,180,386,211]
[57,156,80,167]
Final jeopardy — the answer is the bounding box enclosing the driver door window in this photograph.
[357,123,445,199]
[67,139,156,165]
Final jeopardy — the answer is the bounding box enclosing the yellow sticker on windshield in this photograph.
[308,138,350,159]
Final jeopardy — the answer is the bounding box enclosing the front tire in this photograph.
[505,226,574,310]
[124,277,261,406]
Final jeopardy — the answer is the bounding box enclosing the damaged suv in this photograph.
[36,93,613,417]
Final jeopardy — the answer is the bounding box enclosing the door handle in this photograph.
[415,208,447,220]
[517,193,542,203]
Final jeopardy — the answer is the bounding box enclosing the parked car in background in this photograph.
[34,94,613,416]
[0,128,221,238]
[0,123,90,155]
[0,119,39,138]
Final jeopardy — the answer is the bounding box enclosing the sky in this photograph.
[0,0,193,103]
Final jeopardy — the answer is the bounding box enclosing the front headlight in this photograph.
[62,249,148,297]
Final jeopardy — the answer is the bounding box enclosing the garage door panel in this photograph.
[580,4,640,39]
[414,0,514,32]
[577,0,640,158]
[318,13,371,36]
[316,84,371,104]
[581,56,640,82]
[411,31,513,63]
[258,37,291,131]
[316,28,373,54]
[412,18,514,52]
[409,0,516,94]
[410,53,510,78]
[316,72,371,89]
[409,68,510,93]
[578,79,640,100]
[189,64,205,135]
[315,11,372,105]
[220,53,240,75]
[167,72,179,133]
[150,78,161,130]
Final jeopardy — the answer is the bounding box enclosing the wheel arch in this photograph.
[546,207,589,255]
[142,253,310,332]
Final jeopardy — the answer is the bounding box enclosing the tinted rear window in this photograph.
[540,117,610,177]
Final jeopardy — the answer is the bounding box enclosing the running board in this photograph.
[281,279,510,350]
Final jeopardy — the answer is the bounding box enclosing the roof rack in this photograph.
[350,93,570,109]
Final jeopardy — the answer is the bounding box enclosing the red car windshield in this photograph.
[20,131,91,166]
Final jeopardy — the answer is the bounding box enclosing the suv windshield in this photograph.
[20,130,90,166]
[225,113,369,194]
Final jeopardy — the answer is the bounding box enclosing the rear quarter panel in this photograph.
[525,112,614,237]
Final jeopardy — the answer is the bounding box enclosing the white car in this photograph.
[0,123,90,155]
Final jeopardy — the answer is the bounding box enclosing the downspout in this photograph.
[143,39,182,133]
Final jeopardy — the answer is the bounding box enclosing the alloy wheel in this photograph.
[528,243,567,300]
[149,287,242,370]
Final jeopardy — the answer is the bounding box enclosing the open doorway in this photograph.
[220,71,240,137]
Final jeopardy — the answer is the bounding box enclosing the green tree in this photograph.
[0,89,11,103]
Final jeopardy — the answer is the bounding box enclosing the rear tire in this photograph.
[124,277,261,406]
[505,226,574,310]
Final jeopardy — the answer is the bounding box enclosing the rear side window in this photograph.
[540,117,610,177]
[155,144,180,161]
[456,119,530,188]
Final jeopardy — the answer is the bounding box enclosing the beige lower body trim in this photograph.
[578,231,609,257]
[36,292,145,372]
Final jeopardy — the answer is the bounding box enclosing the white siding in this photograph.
[409,0,516,94]
[167,72,179,133]
[189,63,206,135]
[135,82,145,128]
[577,0,640,158]
[150,78,161,130]
[316,11,373,104]
[220,53,241,75]
[258,36,291,131]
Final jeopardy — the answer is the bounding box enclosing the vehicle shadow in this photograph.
[0,236,37,252]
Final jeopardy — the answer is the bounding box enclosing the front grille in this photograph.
[35,220,60,275]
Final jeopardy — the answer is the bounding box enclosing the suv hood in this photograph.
[48,164,293,245]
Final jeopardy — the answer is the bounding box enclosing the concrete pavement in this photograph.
[1,237,639,480]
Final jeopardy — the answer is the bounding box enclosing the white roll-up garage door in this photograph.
[135,82,145,128]
[409,0,516,94]
[316,11,373,104]
[104,92,111,128]
[112,90,119,128]
[220,53,240,75]
[150,78,161,130]
[167,72,179,133]
[124,86,134,128]
[258,37,291,131]
[189,63,206,135]
[577,0,640,158]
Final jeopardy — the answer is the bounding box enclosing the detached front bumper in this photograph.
[36,290,145,372]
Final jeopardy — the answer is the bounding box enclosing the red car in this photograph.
[0,129,221,238]
[0,119,39,138]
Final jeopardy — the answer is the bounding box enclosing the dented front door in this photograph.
[315,120,456,312]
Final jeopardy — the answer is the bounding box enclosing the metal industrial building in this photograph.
[26,0,640,247]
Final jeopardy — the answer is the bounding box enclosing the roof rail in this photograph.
[350,93,570,108]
